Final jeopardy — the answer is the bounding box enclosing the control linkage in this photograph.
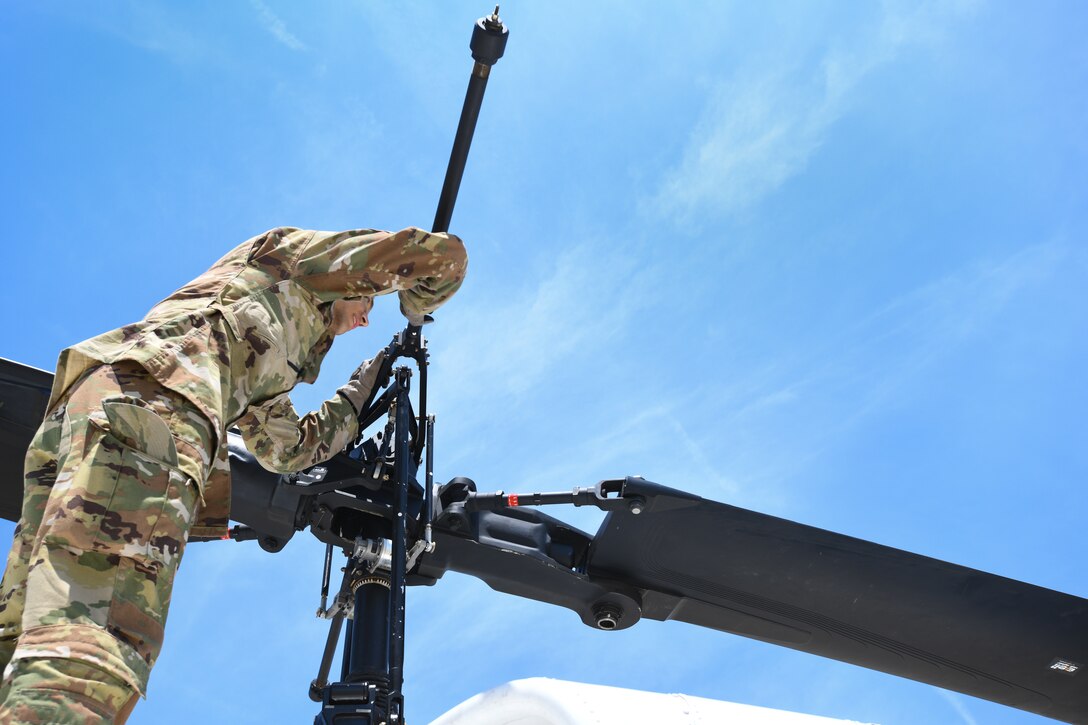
[461,478,648,515]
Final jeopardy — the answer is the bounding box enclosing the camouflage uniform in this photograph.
[0,227,467,723]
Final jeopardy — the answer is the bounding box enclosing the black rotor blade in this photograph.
[0,358,54,522]
[586,478,1087,723]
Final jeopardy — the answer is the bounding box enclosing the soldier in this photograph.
[0,226,468,723]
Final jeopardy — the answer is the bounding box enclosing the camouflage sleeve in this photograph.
[234,392,360,473]
[293,227,469,320]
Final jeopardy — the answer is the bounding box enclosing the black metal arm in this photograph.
[432,8,509,234]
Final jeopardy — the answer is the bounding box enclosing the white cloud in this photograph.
[430,243,645,409]
[250,0,306,51]
[938,689,980,725]
[693,240,1074,497]
[653,1,980,221]
[74,3,210,65]
[509,401,746,521]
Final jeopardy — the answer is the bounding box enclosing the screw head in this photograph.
[629,500,644,514]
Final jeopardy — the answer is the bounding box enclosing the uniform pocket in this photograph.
[41,399,197,571]
[220,293,283,355]
[103,400,178,467]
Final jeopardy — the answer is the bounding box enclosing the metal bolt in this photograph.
[593,602,623,630]
[629,500,644,515]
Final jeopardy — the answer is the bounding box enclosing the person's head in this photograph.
[330,296,373,336]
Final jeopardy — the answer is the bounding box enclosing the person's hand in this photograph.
[400,301,426,327]
[337,352,386,414]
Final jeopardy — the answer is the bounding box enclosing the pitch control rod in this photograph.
[463,479,648,514]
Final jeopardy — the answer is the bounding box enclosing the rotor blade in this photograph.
[0,358,54,522]
[587,477,1087,723]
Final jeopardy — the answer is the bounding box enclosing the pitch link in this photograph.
[463,478,646,513]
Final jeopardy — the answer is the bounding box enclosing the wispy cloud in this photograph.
[689,240,1074,499]
[65,3,210,66]
[505,401,747,529]
[652,1,979,221]
[938,689,979,725]
[250,0,306,51]
[819,240,1070,414]
[430,243,645,409]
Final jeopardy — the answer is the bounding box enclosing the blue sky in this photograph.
[2,2,1086,723]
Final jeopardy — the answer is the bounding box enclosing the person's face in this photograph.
[330,297,373,336]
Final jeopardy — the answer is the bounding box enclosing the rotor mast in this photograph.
[311,9,509,725]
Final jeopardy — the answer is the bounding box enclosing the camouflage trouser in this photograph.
[0,361,213,724]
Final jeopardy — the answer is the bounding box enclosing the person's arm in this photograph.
[293,227,468,322]
[234,392,359,473]
[234,355,384,473]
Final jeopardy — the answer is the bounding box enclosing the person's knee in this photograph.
[0,657,137,725]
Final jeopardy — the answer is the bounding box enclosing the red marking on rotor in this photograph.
[508,494,520,507]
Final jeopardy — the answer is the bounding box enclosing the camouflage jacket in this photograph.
[47,227,468,538]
